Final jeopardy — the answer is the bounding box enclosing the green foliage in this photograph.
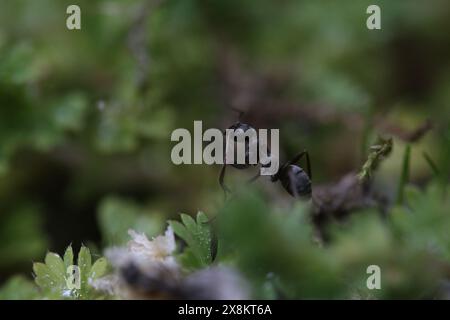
[0,205,47,268]
[169,212,213,270]
[328,212,441,299]
[97,197,164,246]
[0,276,39,300]
[391,184,450,262]
[33,245,109,299]
[5,178,450,300]
[218,193,343,299]
[1,0,450,300]
[218,189,449,299]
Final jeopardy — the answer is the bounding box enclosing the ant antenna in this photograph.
[229,107,245,122]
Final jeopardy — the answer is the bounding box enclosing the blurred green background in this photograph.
[0,0,449,294]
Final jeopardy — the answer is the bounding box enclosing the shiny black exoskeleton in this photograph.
[219,120,262,195]
[271,151,312,198]
[218,109,312,199]
[224,121,257,169]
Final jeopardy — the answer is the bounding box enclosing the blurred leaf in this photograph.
[218,191,342,299]
[391,183,450,262]
[396,144,411,205]
[89,257,108,280]
[0,276,39,300]
[169,212,212,270]
[97,197,164,246]
[51,93,88,132]
[0,205,47,268]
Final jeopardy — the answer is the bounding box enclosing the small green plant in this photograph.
[358,136,393,183]
[169,212,213,270]
[1,140,450,300]
[33,245,109,299]
[0,276,39,300]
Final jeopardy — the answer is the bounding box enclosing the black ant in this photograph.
[271,150,312,199]
[218,111,265,197]
[218,109,312,199]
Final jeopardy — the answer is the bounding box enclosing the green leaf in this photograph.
[178,247,203,269]
[33,262,56,291]
[78,246,92,276]
[77,246,92,297]
[181,214,197,234]
[44,252,66,284]
[169,212,212,270]
[98,197,164,246]
[63,245,74,270]
[196,211,209,224]
[195,212,212,264]
[89,257,108,280]
[169,220,190,243]
[0,276,39,300]
[33,244,112,299]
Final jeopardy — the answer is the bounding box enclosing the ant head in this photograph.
[227,122,253,132]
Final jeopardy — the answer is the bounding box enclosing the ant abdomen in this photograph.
[281,165,312,198]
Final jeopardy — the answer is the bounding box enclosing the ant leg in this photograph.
[246,172,260,184]
[219,165,231,198]
[304,151,312,180]
[287,150,312,180]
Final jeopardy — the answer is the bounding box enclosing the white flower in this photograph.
[89,275,120,296]
[105,226,178,272]
[183,266,250,300]
[94,226,251,300]
[127,227,176,262]
[94,226,180,298]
